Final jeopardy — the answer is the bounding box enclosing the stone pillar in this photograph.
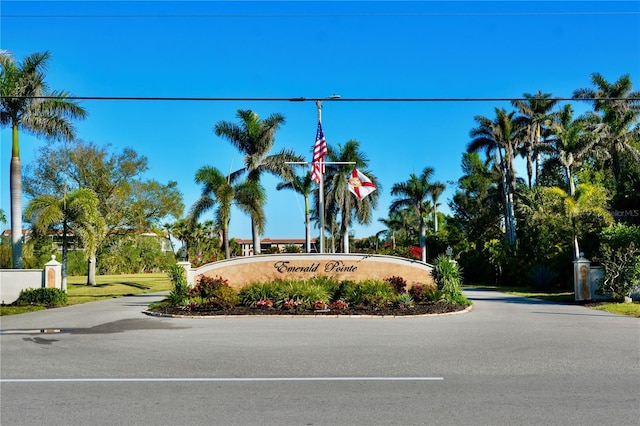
[177,261,195,287]
[573,253,591,301]
[44,255,62,290]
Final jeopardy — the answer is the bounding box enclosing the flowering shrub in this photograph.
[195,275,230,302]
[408,283,439,302]
[409,284,426,302]
[312,301,328,310]
[408,245,423,260]
[385,276,408,294]
[329,299,349,310]
[255,299,274,308]
[182,302,199,312]
[283,300,302,310]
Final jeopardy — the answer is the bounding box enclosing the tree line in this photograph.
[2,50,639,297]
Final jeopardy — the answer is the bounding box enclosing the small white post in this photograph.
[44,255,62,290]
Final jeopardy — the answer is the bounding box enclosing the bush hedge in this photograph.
[15,288,68,307]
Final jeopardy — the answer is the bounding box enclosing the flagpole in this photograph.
[316,100,325,254]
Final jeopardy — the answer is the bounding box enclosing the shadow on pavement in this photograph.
[463,288,561,305]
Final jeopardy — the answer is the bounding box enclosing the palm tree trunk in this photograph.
[61,221,69,292]
[223,225,230,259]
[87,255,97,285]
[611,148,621,187]
[251,220,261,255]
[526,154,534,189]
[572,217,580,260]
[433,206,438,233]
[565,165,575,197]
[419,220,427,263]
[10,125,23,268]
[304,195,311,253]
[534,124,542,185]
[341,221,349,253]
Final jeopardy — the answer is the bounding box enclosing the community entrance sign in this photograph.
[179,253,434,292]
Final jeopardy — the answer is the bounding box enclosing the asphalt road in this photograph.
[1,289,639,426]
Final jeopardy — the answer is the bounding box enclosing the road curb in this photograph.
[142,303,473,319]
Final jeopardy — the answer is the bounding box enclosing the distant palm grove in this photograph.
[2,50,639,296]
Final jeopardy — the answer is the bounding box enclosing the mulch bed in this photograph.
[148,302,469,317]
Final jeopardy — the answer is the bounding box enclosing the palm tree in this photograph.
[190,165,265,259]
[162,222,175,254]
[276,173,315,253]
[546,184,613,260]
[389,167,435,263]
[468,108,523,245]
[214,110,302,254]
[171,218,192,261]
[512,91,560,187]
[191,166,235,259]
[323,140,380,253]
[573,73,640,186]
[539,104,601,196]
[1,50,87,268]
[25,188,103,290]
[429,181,446,232]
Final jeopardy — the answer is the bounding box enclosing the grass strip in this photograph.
[66,273,171,305]
[1,273,171,316]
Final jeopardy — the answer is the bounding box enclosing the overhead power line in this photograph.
[1,96,635,102]
[4,12,640,18]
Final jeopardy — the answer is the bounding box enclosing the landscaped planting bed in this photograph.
[148,258,471,317]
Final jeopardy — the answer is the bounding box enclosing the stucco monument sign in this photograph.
[179,253,434,292]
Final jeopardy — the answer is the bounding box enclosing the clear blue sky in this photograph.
[2,1,639,240]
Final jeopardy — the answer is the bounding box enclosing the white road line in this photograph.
[1,377,443,383]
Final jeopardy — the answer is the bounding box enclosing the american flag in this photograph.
[311,122,327,184]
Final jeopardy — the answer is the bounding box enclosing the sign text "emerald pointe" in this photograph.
[274,260,358,274]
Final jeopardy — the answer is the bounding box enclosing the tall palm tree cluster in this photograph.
[387,167,445,262]
[449,73,639,286]
[188,112,381,259]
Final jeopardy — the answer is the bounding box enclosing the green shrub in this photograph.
[283,244,302,253]
[239,282,278,306]
[211,285,239,309]
[596,224,640,301]
[273,280,330,308]
[15,288,67,307]
[344,280,396,308]
[166,264,188,306]
[307,276,342,299]
[446,292,472,306]
[432,255,463,298]
[525,265,560,290]
[396,293,415,307]
[426,288,445,302]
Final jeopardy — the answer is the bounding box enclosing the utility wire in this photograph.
[1,96,635,102]
[4,12,640,18]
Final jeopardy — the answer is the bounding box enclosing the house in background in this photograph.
[235,238,317,256]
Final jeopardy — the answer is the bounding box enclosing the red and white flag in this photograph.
[311,122,326,184]
[348,167,377,201]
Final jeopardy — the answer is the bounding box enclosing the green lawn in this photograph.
[0,273,172,316]
[66,273,172,304]
[0,305,47,316]
[592,303,640,318]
